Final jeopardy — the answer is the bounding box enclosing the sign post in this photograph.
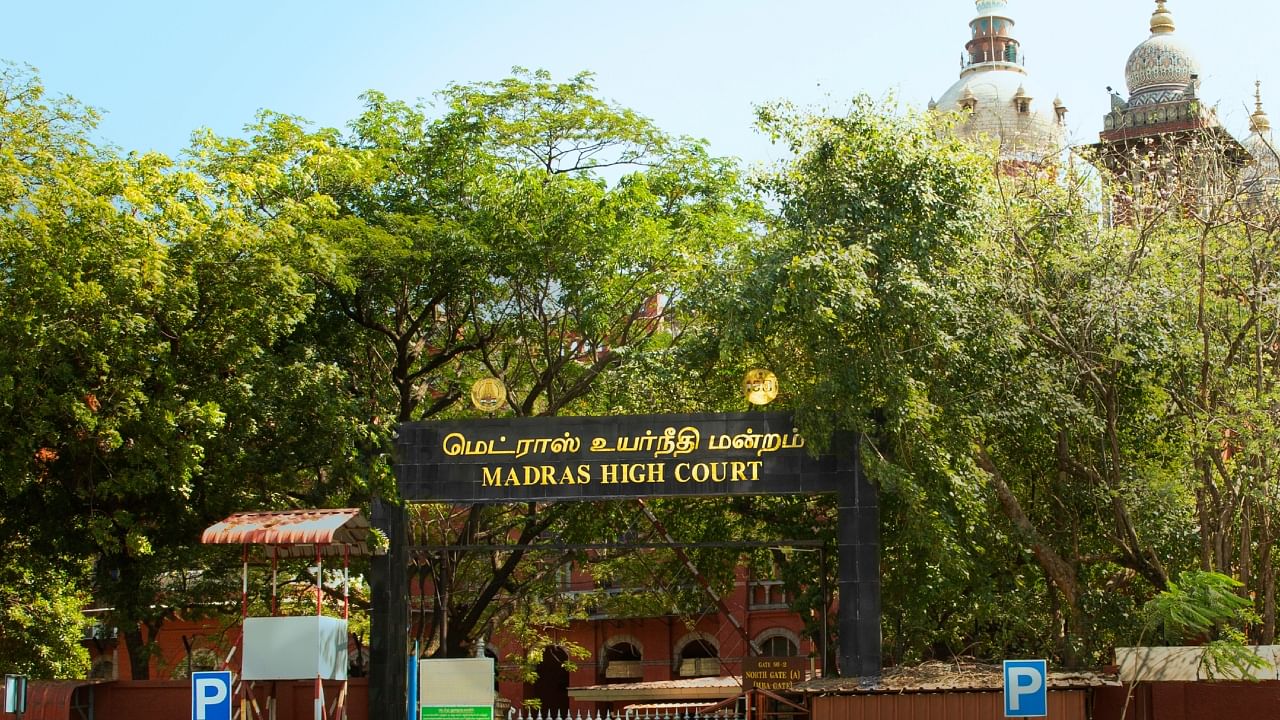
[1003,660,1048,718]
[4,674,27,717]
[191,670,233,720]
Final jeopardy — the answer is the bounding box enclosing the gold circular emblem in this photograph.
[470,377,507,412]
[742,369,778,406]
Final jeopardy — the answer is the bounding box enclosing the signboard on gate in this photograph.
[191,671,233,720]
[386,409,883,693]
[741,657,807,691]
[395,412,841,504]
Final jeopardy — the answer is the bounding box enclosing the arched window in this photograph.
[758,635,798,658]
[604,640,643,681]
[675,634,720,677]
[755,628,803,659]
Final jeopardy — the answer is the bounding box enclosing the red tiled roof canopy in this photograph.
[202,508,372,558]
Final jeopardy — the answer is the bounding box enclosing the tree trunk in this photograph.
[1262,510,1276,644]
[976,447,1083,664]
[121,625,151,680]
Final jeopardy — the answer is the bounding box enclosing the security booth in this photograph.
[202,508,373,720]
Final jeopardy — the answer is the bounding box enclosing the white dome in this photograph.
[1125,33,1199,102]
[936,68,1063,162]
[1243,131,1279,184]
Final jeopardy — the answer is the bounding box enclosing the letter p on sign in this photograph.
[191,670,232,720]
[1003,660,1047,717]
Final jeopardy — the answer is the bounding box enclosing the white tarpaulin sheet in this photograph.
[242,616,348,680]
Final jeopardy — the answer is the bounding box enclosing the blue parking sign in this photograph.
[1003,660,1047,718]
[191,670,233,720]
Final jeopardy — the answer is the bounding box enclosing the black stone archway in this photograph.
[372,412,879,719]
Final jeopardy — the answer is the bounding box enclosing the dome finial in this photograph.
[1150,0,1175,34]
[1251,80,1272,134]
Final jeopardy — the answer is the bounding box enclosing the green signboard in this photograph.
[422,706,492,720]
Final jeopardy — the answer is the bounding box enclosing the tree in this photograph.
[704,99,1020,666]
[703,98,1230,669]
[0,64,359,678]
[194,69,752,669]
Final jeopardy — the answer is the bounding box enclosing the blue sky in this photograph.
[6,1,1278,167]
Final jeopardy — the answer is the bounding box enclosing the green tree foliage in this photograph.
[11,56,1279,684]
[703,100,1279,670]
[0,540,90,678]
[704,99,1015,667]
[194,68,752,663]
[0,64,361,678]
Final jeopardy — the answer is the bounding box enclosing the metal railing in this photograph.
[506,708,742,720]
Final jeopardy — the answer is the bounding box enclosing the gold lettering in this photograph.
[731,462,747,481]
[482,467,503,487]
[692,463,710,483]
[782,429,806,450]
[590,437,614,452]
[523,466,542,486]
[576,465,591,484]
[674,427,700,456]
[675,463,691,483]
[442,432,515,457]
[540,465,556,485]
[600,464,620,484]
[503,468,521,486]
[617,431,663,454]
[443,432,467,456]
[559,466,577,485]
[647,463,665,483]
[756,433,783,456]
[732,428,758,450]
[515,438,539,458]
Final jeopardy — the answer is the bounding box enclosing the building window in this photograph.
[748,579,791,609]
[604,641,643,681]
[675,635,721,677]
[758,635,798,658]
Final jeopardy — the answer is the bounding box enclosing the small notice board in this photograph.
[741,657,807,692]
[420,657,496,720]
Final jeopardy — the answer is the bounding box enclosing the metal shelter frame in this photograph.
[203,508,372,720]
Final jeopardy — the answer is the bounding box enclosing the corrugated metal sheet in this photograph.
[571,676,743,702]
[201,508,371,557]
[814,690,1087,720]
[797,660,1117,694]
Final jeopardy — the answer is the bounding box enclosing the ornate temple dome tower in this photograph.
[932,0,1066,165]
[1091,1,1248,222]
[1096,1,1237,149]
[1123,0,1199,107]
[1242,82,1280,192]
